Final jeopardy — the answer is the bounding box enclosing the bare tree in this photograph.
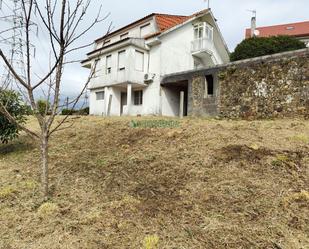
[0,0,110,199]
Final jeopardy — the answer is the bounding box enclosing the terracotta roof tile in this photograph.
[95,9,210,42]
[155,14,190,32]
[245,21,309,38]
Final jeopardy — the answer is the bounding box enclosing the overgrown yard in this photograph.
[0,117,309,249]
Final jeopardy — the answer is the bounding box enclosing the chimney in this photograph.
[251,16,256,37]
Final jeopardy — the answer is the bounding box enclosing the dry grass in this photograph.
[0,116,309,249]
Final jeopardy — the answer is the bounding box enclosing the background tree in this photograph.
[37,100,50,116]
[231,35,306,61]
[0,0,110,199]
[0,89,27,143]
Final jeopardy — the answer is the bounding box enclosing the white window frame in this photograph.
[106,55,112,74]
[94,58,101,77]
[194,22,213,41]
[135,50,144,71]
[140,23,151,37]
[118,50,126,71]
[120,32,129,40]
[194,23,204,39]
[103,39,111,46]
[96,91,105,100]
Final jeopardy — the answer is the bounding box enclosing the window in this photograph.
[103,40,111,46]
[194,23,204,39]
[140,23,151,37]
[134,90,143,105]
[194,22,213,41]
[205,24,213,41]
[135,50,144,71]
[120,32,129,39]
[94,58,101,77]
[118,50,126,70]
[204,75,214,98]
[106,55,112,74]
[96,91,105,100]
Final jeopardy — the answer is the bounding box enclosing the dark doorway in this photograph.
[162,80,188,117]
[205,75,214,96]
[120,92,127,115]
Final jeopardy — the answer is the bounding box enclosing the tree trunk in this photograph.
[41,135,49,200]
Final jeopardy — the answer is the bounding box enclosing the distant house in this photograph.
[81,9,229,117]
[245,21,309,47]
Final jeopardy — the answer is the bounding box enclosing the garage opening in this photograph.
[161,80,188,117]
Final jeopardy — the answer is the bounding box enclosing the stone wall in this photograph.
[162,48,309,119]
[217,49,309,119]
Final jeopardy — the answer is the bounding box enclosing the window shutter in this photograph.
[135,50,144,71]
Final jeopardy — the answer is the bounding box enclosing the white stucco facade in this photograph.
[82,9,230,117]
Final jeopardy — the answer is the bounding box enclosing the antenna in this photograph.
[204,0,210,9]
[247,9,257,18]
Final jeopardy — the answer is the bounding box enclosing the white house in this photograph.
[81,9,230,117]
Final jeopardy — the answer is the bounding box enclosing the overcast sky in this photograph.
[1,0,309,99]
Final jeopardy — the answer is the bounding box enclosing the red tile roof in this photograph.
[155,14,190,32]
[245,21,309,39]
[95,9,209,42]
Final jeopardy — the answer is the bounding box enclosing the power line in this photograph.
[0,0,37,90]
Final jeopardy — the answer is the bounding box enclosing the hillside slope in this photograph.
[0,117,309,249]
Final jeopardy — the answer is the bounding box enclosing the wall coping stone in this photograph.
[162,48,309,84]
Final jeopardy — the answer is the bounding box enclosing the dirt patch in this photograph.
[215,144,273,163]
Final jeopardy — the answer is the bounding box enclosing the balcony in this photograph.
[89,68,146,89]
[191,37,214,55]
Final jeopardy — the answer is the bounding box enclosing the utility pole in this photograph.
[0,0,37,89]
[66,97,69,109]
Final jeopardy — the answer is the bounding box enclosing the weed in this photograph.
[22,180,38,190]
[96,158,107,167]
[283,190,309,207]
[130,120,180,128]
[290,134,309,143]
[0,186,16,199]
[271,154,289,167]
[143,235,159,249]
[37,202,59,218]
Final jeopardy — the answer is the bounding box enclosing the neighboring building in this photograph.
[245,21,309,47]
[82,9,229,117]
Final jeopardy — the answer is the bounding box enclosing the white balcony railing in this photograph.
[191,37,213,53]
[89,68,146,89]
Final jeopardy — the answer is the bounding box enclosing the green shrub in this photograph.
[78,107,89,116]
[230,35,306,61]
[61,107,89,116]
[24,105,33,115]
[0,90,27,144]
[36,100,50,116]
[61,108,74,115]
